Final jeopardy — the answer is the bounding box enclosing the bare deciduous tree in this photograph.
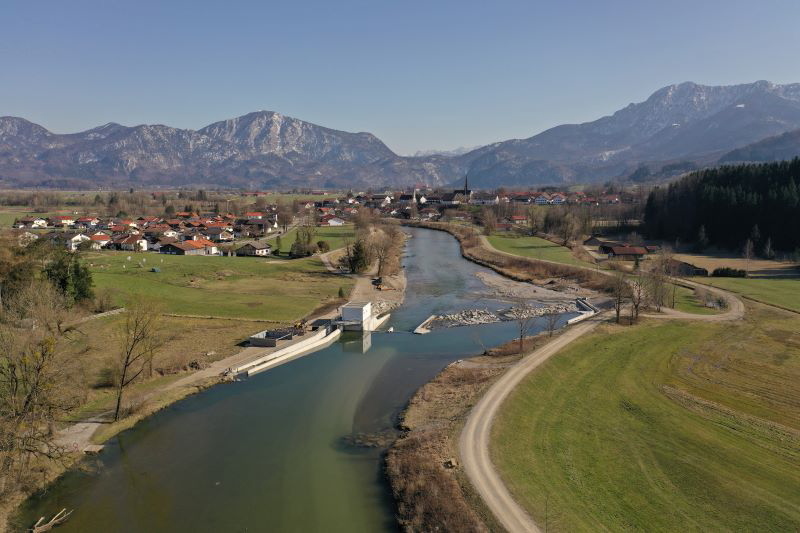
[545,312,559,337]
[743,238,754,277]
[659,245,679,309]
[510,299,538,354]
[0,281,78,495]
[527,207,543,236]
[611,272,630,324]
[277,205,293,232]
[113,298,164,421]
[370,225,402,277]
[629,271,647,323]
[648,252,671,312]
[560,213,578,246]
[480,208,497,236]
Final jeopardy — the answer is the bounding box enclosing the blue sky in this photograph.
[1,0,798,154]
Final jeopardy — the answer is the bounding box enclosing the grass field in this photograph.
[87,251,352,320]
[272,225,355,255]
[487,234,592,267]
[65,314,262,422]
[694,277,800,313]
[0,206,65,226]
[675,252,797,277]
[672,285,719,315]
[492,306,800,531]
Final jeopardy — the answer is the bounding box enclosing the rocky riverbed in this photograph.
[429,302,578,329]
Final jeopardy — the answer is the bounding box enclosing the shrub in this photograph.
[94,364,119,388]
[93,288,116,313]
[712,267,747,278]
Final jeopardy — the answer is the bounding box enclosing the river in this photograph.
[16,227,576,532]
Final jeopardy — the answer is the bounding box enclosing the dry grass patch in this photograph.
[63,315,260,421]
[386,361,509,532]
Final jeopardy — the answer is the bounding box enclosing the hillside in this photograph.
[720,129,800,162]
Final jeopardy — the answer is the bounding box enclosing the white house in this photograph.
[16,217,48,229]
[532,194,548,205]
[49,215,76,227]
[45,232,89,251]
[470,193,500,206]
[113,235,148,252]
[89,234,112,249]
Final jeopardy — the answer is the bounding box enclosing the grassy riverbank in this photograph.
[492,304,800,531]
[405,221,613,292]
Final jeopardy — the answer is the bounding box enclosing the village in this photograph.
[7,185,644,257]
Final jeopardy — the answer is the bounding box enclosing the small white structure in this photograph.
[338,301,392,331]
[341,302,372,325]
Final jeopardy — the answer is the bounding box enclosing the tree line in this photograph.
[643,159,800,254]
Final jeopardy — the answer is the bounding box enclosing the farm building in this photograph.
[609,246,648,261]
[236,242,272,257]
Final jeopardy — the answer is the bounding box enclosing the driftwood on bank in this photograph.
[30,508,72,532]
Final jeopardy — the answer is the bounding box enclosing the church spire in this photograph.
[464,174,469,196]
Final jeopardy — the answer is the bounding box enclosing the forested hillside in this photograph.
[644,159,800,253]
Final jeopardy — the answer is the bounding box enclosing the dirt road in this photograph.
[459,315,607,533]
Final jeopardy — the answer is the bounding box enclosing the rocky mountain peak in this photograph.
[2,80,800,190]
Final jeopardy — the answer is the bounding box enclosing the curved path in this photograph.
[460,236,746,532]
[459,314,607,533]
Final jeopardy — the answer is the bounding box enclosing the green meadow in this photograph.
[487,234,592,267]
[88,251,352,321]
[492,307,800,532]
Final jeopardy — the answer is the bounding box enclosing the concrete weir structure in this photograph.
[337,302,391,331]
[231,302,393,378]
[232,321,341,377]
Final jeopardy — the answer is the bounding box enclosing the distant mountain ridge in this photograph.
[0,111,444,189]
[2,80,800,189]
[454,80,800,187]
[720,128,800,163]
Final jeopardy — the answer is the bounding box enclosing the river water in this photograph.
[17,227,576,532]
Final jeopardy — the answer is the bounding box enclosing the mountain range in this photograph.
[2,80,800,190]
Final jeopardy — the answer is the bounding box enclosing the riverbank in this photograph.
[386,333,558,532]
[383,223,609,532]
[403,221,613,293]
